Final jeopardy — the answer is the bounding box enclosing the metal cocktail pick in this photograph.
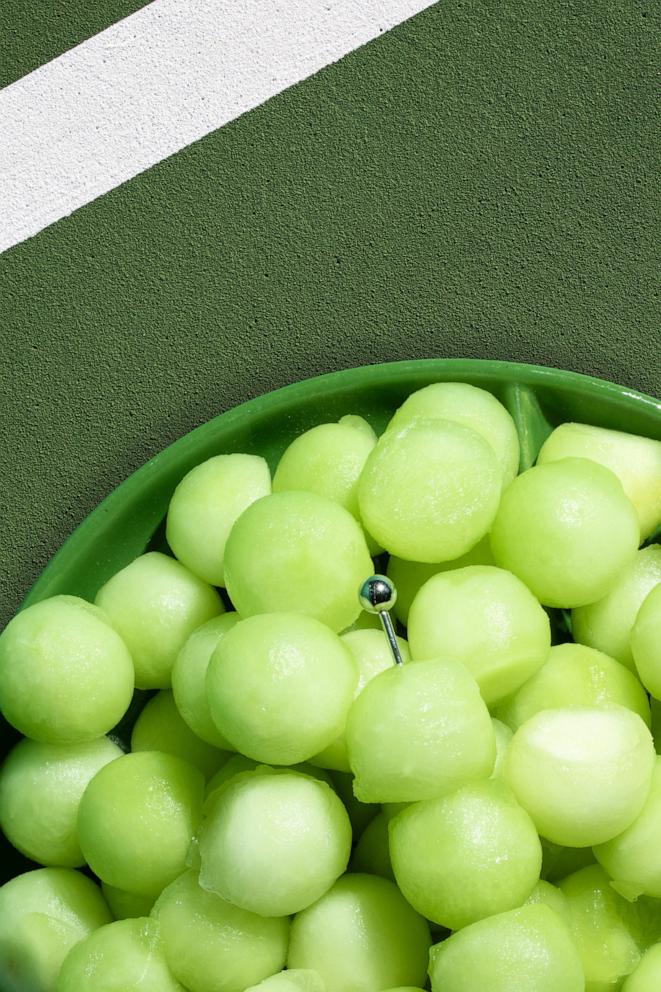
[358,575,404,666]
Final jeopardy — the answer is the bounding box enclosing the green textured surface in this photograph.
[0,0,658,635]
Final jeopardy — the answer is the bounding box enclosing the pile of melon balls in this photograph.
[1,382,661,992]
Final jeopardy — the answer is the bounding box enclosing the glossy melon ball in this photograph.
[131,690,226,779]
[245,971,325,992]
[358,418,501,562]
[287,874,430,992]
[622,944,661,991]
[95,552,223,689]
[166,452,271,586]
[407,565,551,706]
[0,595,134,743]
[77,751,204,898]
[101,883,154,921]
[504,705,655,846]
[198,769,352,917]
[206,613,357,764]
[350,811,394,880]
[56,917,184,991]
[0,736,122,867]
[153,869,289,992]
[631,583,661,699]
[524,879,571,922]
[490,458,640,607]
[224,491,373,631]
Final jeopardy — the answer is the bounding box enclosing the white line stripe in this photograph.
[0,0,436,255]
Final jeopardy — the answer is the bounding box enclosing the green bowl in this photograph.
[2,358,660,883]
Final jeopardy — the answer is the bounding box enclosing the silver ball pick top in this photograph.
[359,575,404,666]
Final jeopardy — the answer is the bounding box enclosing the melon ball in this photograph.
[245,970,325,992]
[524,880,571,923]
[287,874,430,992]
[428,903,584,992]
[77,751,204,898]
[631,583,661,699]
[490,458,640,607]
[407,565,551,705]
[95,552,222,689]
[572,545,661,670]
[56,917,184,991]
[224,491,373,632]
[350,811,394,880]
[504,705,655,846]
[346,658,495,803]
[131,690,226,779]
[198,769,352,917]
[495,642,651,731]
[491,718,513,778]
[387,381,520,486]
[0,736,122,867]
[0,595,134,743]
[166,452,271,586]
[358,418,501,562]
[622,944,661,991]
[206,613,357,765]
[101,883,154,921]
[205,754,259,798]
[171,612,240,749]
[329,771,379,836]
[389,779,542,929]
[0,867,112,992]
[152,869,289,992]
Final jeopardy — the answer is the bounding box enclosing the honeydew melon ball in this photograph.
[504,705,655,846]
[245,970,326,992]
[78,750,204,898]
[0,736,122,867]
[310,628,410,773]
[166,453,271,586]
[171,612,240,748]
[346,658,495,803]
[540,838,595,883]
[389,779,542,929]
[0,867,112,992]
[631,584,661,700]
[56,917,184,991]
[490,458,640,608]
[525,880,571,923]
[496,642,651,732]
[537,421,661,540]
[428,903,584,992]
[491,718,513,777]
[622,944,661,991]
[329,771,379,836]
[95,552,223,689]
[131,690,227,779]
[350,811,394,880]
[0,595,134,743]
[386,536,495,626]
[152,868,289,992]
[387,381,520,486]
[206,613,357,764]
[288,874,430,992]
[572,545,661,671]
[224,491,373,631]
[101,883,154,920]
[205,754,259,797]
[358,418,501,562]
[198,769,352,916]
[407,565,551,706]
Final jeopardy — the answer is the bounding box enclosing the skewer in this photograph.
[358,575,404,666]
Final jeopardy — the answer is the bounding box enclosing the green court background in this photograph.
[0,1,658,631]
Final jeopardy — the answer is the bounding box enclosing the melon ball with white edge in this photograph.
[358,418,501,562]
[428,903,584,992]
[287,874,431,992]
[309,628,410,773]
[631,583,661,699]
[130,690,227,780]
[0,867,112,992]
[495,642,651,732]
[572,544,661,671]
[537,421,661,540]
[95,552,223,689]
[166,452,271,586]
[206,613,357,765]
[622,944,661,992]
[0,736,123,868]
[503,705,655,847]
[387,381,520,487]
[346,658,495,803]
[407,565,551,706]
[245,970,325,992]
[171,612,240,750]
[56,917,185,992]
[223,491,373,632]
[198,769,352,917]
[389,779,542,930]
[78,751,204,898]
[490,458,640,608]
[153,869,289,992]
[0,595,134,744]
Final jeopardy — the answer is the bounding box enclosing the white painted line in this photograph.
[0,0,436,254]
